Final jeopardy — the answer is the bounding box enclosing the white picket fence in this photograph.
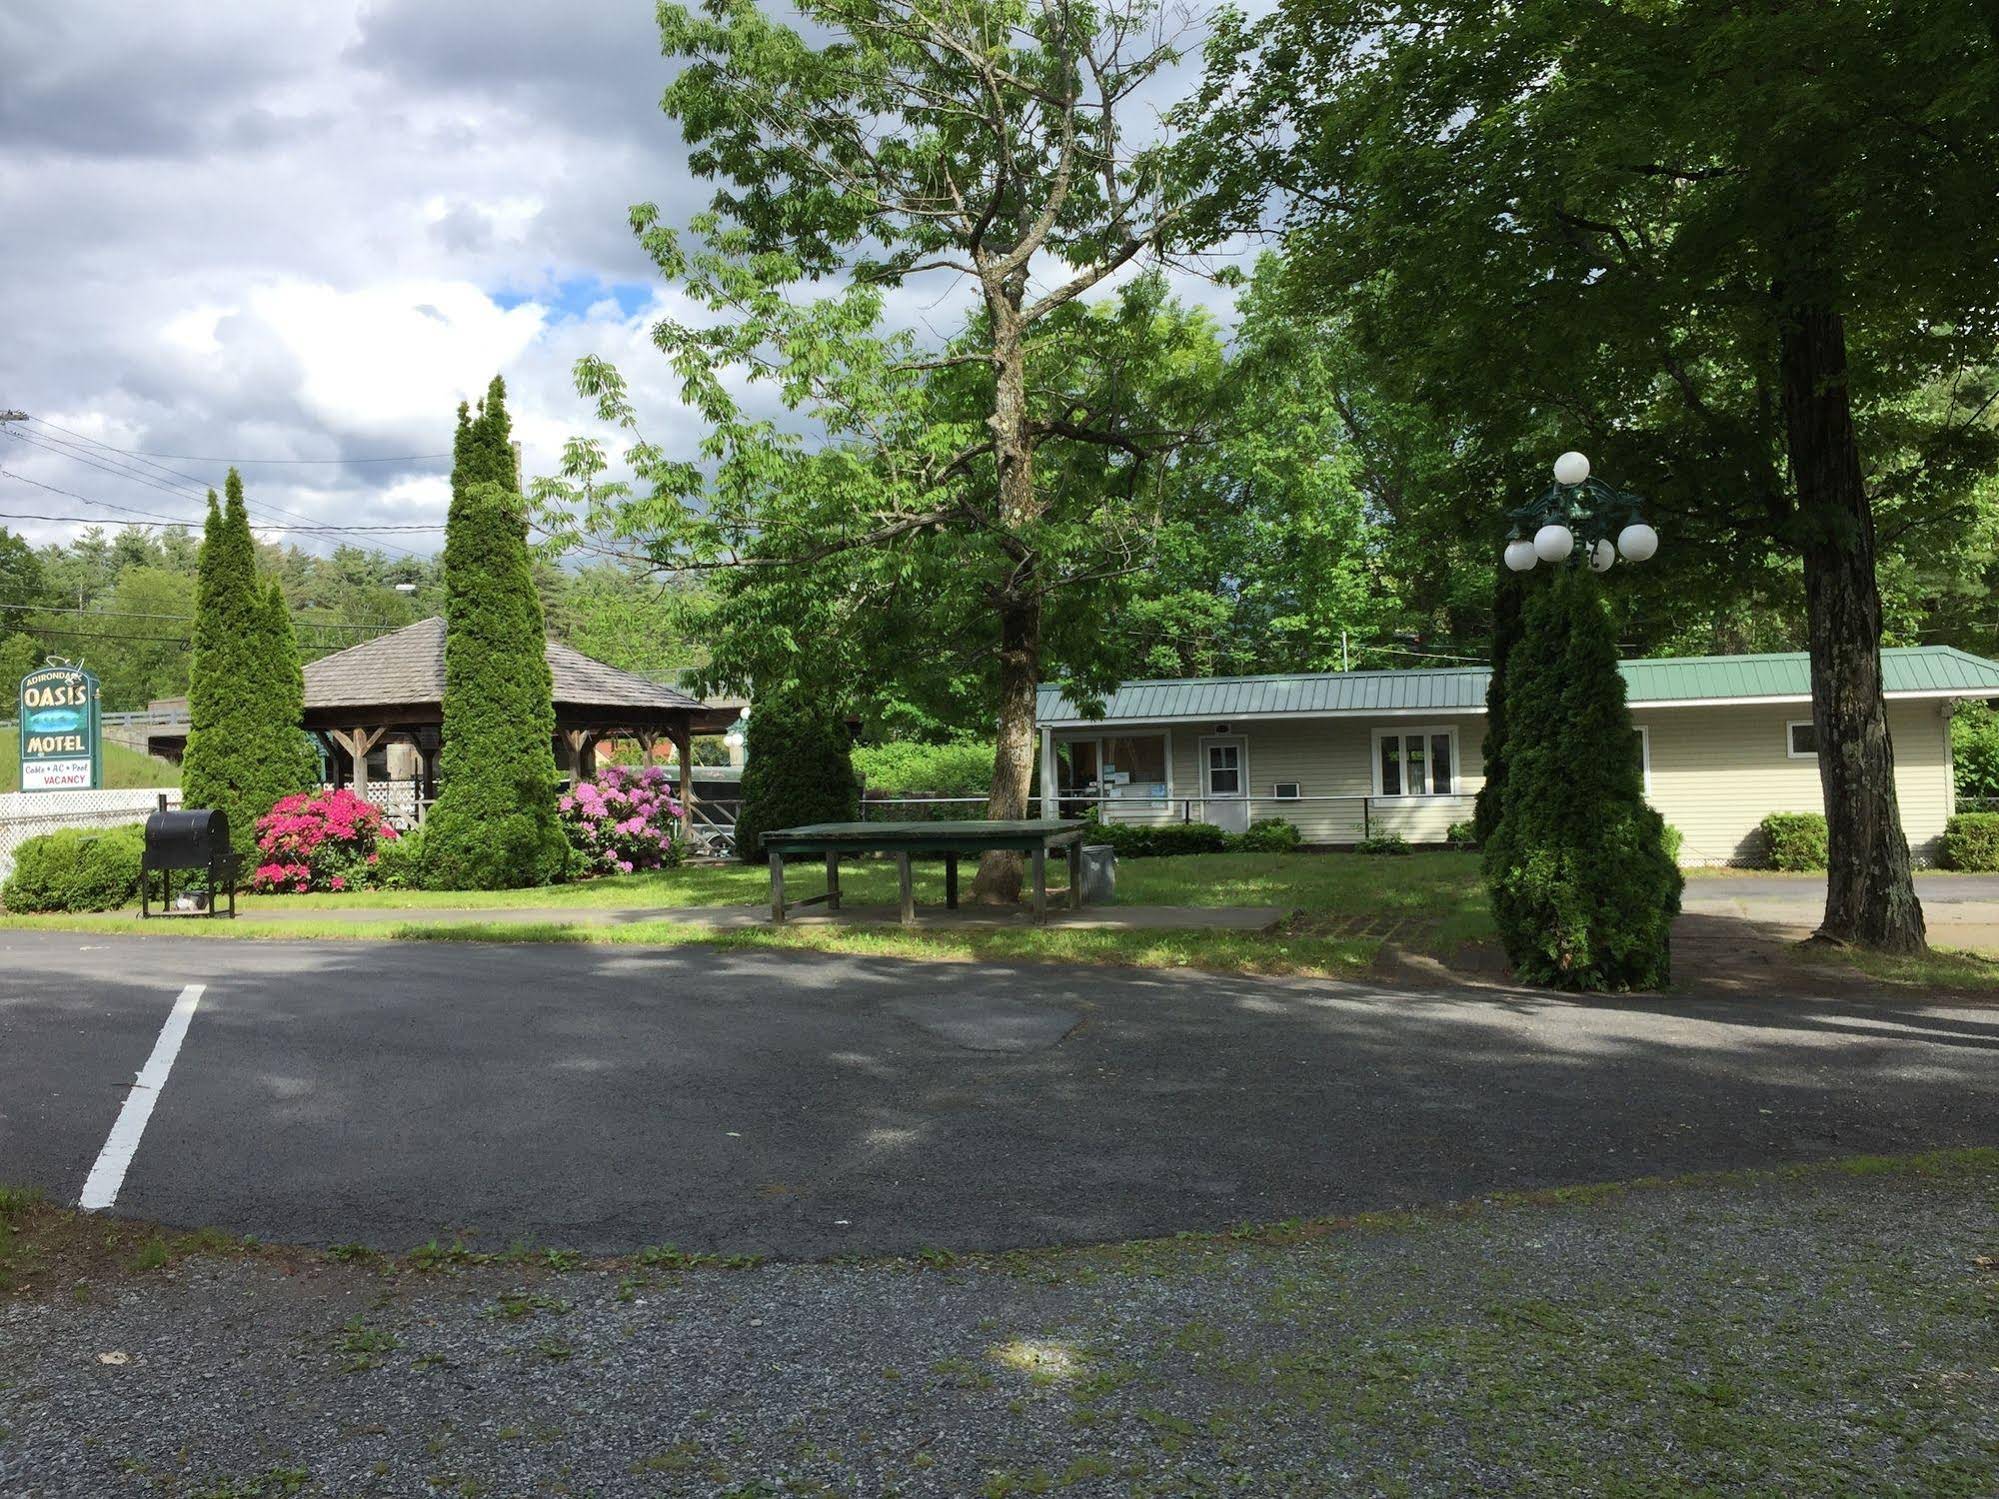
[0,788,181,880]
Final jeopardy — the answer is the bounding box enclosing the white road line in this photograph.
[78,983,206,1212]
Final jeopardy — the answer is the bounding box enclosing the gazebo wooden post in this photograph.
[559,728,590,783]
[327,727,386,796]
[671,719,696,847]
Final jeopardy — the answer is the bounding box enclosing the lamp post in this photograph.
[1502,452,1659,574]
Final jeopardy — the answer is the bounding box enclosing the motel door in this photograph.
[1201,735,1249,833]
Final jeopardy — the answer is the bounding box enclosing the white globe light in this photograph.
[1617,522,1659,562]
[1503,539,1538,573]
[1553,450,1591,487]
[1588,538,1616,572]
[1533,523,1574,563]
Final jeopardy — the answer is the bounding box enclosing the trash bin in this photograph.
[141,804,240,918]
[1079,844,1117,905]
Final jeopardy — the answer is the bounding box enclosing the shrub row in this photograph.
[852,739,994,798]
[2,825,148,912]
[1941,811,1999,871]
[1758,812,1829,871]
[1080,816,1303,858]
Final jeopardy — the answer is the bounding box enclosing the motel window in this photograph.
[1103,734,1168,790]
[1373,727,1456,797]
[1787,720,1818,759]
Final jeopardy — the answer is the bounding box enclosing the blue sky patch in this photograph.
[494,275,652,322]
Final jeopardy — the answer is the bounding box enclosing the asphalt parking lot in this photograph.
[2,930,1995,1258]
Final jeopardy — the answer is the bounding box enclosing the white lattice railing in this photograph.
[0,788,183,879]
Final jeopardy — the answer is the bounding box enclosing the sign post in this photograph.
[18,664,101,791]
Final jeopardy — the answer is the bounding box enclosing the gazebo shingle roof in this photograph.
[303,616,704,713]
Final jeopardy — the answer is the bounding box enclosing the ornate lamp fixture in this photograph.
[1503,452,1659,574]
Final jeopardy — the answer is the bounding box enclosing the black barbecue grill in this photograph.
[141,801,240,918]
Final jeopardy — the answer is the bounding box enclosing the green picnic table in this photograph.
[759,819,1090,926]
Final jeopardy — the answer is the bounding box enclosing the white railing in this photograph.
[856,792,1478,843]
[0,788,183,880]
[687,797,740,858]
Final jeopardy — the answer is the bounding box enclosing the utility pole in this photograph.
[0,411,27,424]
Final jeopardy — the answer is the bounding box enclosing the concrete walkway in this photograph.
[232,900,1289,932]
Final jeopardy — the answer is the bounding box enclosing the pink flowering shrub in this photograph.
[559,764,683,878]
[249,789,399,894]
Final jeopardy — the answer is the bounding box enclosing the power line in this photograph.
[0,507,443,533]
[0,599,410,633]
[4,432,216,514]
[13,420,438,561]
[0,465,206,530]
[22,417,448,464]
[6,624,191,647]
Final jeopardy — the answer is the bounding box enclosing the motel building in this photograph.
[1035,647,1999,866]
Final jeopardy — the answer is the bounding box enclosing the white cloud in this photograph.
[246,280,549,435]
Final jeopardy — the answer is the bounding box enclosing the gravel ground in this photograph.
[3,1152,1997,1497]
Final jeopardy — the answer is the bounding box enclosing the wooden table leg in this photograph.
[770,857,786,924]
[897,852,915,927]
[1067,840,1083,909]
[825,852,841,911]
[1032,847,1048,925]
[944,853,958,910]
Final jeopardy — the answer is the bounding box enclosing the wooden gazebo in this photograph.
[301,616,736,836]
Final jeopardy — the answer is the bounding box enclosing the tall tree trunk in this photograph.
[973,292,1041,904]
[1780,301,1926,952]
[973,588,1043,903]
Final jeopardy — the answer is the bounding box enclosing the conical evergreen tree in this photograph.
[1473,569,1526,845]
[1482,567,1681,990]
[182,471,314,851]
[733,683,859,865]
[257,578,318,794]
[420,377,571,889]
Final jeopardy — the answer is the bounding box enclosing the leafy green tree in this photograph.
[92,566,195,710]
[182,472,315,851]
[0,632,39,689]
[1208,0,1999,951]
[0,528,44,615]
[1483,568,1681,991]
[734,685,860,865]
[543,0,1229,901]
[542,562,712,681]
[1954,701,1999,802]
[422,380,571,890]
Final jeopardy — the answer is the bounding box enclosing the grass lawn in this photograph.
[1,851,1496,978]
[0,728,180,792]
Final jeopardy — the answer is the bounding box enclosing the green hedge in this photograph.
[3,825,147,912]
[1228,818,1302,853]
[1940,812,1999,872]
[1081,816,1226,858]
[853,739,994,797]
[1760,812,1829,871]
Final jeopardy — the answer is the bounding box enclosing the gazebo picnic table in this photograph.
[760,819,1089,926]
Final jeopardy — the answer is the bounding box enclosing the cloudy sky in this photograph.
[0,0,1249,561]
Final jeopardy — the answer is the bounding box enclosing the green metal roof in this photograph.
[1036,646,1999,725]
